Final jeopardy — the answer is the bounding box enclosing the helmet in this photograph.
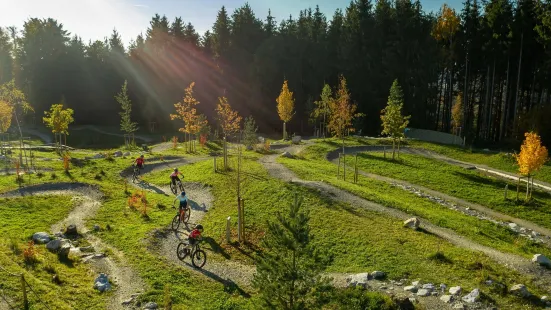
[140,154,144,158]
[181,191,186,196]
[174,168,178,172]
[195,224,203,232]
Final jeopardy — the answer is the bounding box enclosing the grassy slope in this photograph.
[0,196,106,310]
[145,152,545,309]
[354,151,551,231]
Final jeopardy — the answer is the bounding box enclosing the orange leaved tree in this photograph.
[0,100,13,155]
[216,96,242,169]
[170,82,201,153]
[327,75,362,153]
[276,80,295,140]
[515,132,549,200]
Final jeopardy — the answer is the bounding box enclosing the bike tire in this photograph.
[192,249,207,268]
[182,207,191,224]
[170,183,177,195]
[178,182,185,192]
[171,214,180,231]
[176,242,189,261]
[132,172,137,183]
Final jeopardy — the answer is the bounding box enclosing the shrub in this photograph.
[200,134,207,148]
[63,154,70,171]
[127,190,149,216]
[23,241,38,265]
[50,172,57,179]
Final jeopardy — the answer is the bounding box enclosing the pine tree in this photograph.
[243,116,258,149]
[252,194,330,310]
[116,80,138,148]
[381,79,410,159]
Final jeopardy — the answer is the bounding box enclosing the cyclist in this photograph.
[188,224,203,247]
[133,154,145,173]
[173,191,188,213]
[170,168,183,186]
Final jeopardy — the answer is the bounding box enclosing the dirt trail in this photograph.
[326,149,551,240]
[262,145,551,293]
[0,183,145,310]
[73,125,153,143]
[328,145,551,192]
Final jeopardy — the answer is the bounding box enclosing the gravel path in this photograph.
[328,145,551,193]
[0,183,145,309]
[263,145,551,293]
[73,125,153,143]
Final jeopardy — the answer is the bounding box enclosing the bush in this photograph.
[243,116,258,149]
[23,241,38,265]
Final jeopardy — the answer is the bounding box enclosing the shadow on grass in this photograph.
[203,236,230,259]
[427,251,453,264]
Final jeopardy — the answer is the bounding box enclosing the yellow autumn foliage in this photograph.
[0,100,13,133]
[515,132,549,176]
[276,80,295,123]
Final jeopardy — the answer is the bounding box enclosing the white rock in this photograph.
[422,283,435,291]
[121,298,134,306]
[347,273,369,288]
[449,286,462,295]
[509,284,530,298]
[462,288,480,303]
[123,152,130,156]
[403,218,420,230]
[440,295,453,303]
[281,151,293,158]
[292,135,302,144]
[440,284,447,292]
[417,289,430,297]
[411,281,420,287]
[93,153,104,159]
[509,223,518,230]
[32,232,51,244]
[541,296,548,302]
[404,286,417,293]
[113,151,123,157]
[532,254,551,267]
[370,271,385,279]
[453,303,466,309]
[258,136,265,143]
[143,302,158,309]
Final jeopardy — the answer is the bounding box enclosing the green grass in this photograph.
[144,153,547,309]
[408,140,551,184]
[0,196,106,310]
[353,151,551,231]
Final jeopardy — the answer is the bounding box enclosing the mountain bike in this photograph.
[170,178,185,195]
[132,165,140,183]
[172,202,191,231]
[177,238,207,268]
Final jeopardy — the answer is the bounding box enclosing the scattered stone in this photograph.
[258,136,265,144]
[122,298,134,306]
[408,297,418,304]
[541,296,548,302]
[371,271,386,279]
[93,224,101,231]
[532,254,551,267]
[440,284,447,293]
[79,246,95,253]
[417,289,430,297]
[93,273,111,292]
[411,281,420,287]
[431,291,439,296]
[93,153,104,159]
[291,135,302,144]
[485,279,494,285]
[281,151,293,158]
[58,244,71,259]
[453,303,466,309]
[143,302,158,309]
[509,223,518,230]
[422,283,435,291]
[509,284,530,298]
[46,239,63,252]
[392,297,414,310]
[449,286,462,296]
[440,295,453,303]
[404,286,418,293]
[32,232,51,244]
[65,224,78,235]
[123,151,130,156]
[347,273,369,288]
[113,151,123,157]
[403,218,420,230]
[462,288,480,303]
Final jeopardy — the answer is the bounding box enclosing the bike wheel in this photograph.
[132,172,137,183]
[171,214,180,231]
[192,249,207,268]
[178,182,185,192]
[170,183,177,195]
[176,242,189,261]
[182,207,191,224]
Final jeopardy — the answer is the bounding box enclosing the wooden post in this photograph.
[504,184,508,200]
[226,216,231,243]
[354,154,358,183]
[241,199,245,242]
[213,156,217,173]
[384,146,386,159]
[516,177,520,201]
[21,274,28,310]
[237,198,242,242]
[343,153,346,181]
[337,153,341,178]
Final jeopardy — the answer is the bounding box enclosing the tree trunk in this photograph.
[436,70,445,130]
[526,176,530,200]
[463,53,469,135]
[483,65,491,140]
[488,59,496,140]
[392,139,396,160]
[501,56,510,140]
[513,33,523,139]
[283,122,286,140]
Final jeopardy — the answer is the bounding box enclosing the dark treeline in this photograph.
[1,0,551,145]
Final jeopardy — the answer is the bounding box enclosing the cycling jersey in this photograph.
[136,158,144,165]
[176,194,188,208]
[170,171,181,177]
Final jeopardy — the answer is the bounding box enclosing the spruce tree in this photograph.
[381,79,410,159]
[253,194,330,310]
[243,116,258,149]
[116,80,138,148]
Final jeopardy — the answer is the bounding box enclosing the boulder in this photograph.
[93,273,111,292]
[93,153,104,159]
[422,283,435,291]
[417,289,430,297]
[281,151,293,158]
[370,271,386,280]
[509,284,530,298]
[462,288,480,303]
[143,302,158,309]
[449,286,462,296]
[532,254,551,267]
[403,218,420,230]
[404,286,418,293]
[32,232,51,244]
[542,296,548,302]
[440,295,453,303]
[46,239,63,252]
[58,244,71,259]
[113,151,123,157]
[411,281,420,287]
[347,273,369,288]
[292,135,302,144]
[509,223,518,230]
[123,152,130,156]
[65,224,78,235]
[93,224,101,232]
[258,136,265,144]
[440,284,447,293]
[453,303,466,309]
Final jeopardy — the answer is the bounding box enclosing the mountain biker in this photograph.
[170,168,183,186]
[188,224,203,247]
[134,154,145,172]
[173,191,188,211]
